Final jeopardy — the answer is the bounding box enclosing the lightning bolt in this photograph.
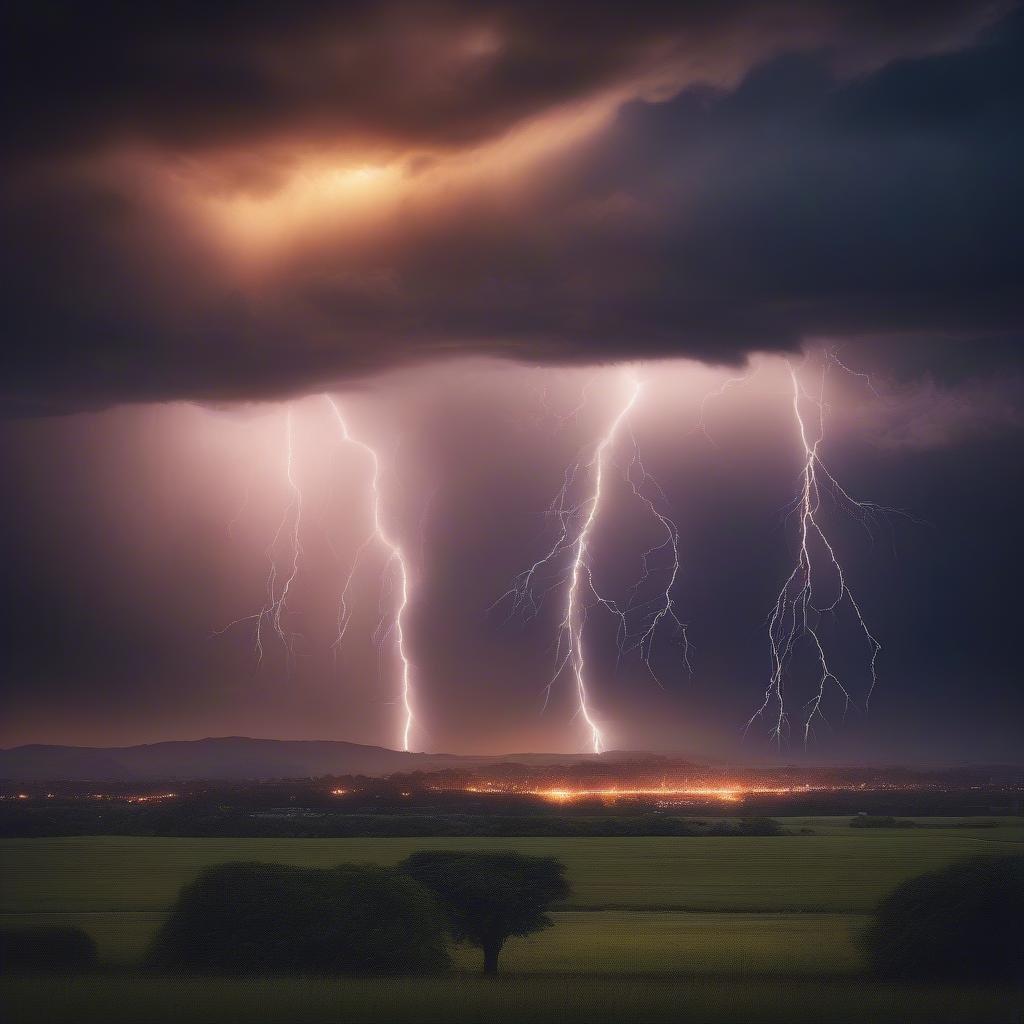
[215,407,303,667]
[694,369,754,447]
[533,374,599,434]
[747,353,892,747]
[495,370,690,754]
[324,395,415,752]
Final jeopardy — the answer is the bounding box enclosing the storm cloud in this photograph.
[2,1,1022,411]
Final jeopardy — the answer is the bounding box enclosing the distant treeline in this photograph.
[850,815,919,828]
[0,802,787,838]
[849,814,1001,829]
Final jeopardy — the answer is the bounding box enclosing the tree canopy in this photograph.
[863,854,1023,982]
[401,850,571,975]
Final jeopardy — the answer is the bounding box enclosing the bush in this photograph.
[148,861,449,975]
[0,926,97,973]
[863,854,1023,982]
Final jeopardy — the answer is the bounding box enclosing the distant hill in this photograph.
[0,737,657,781]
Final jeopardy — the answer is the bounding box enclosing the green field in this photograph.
[2,822,1021,1022]
[4,823,1020,915]
[0,909,866,974]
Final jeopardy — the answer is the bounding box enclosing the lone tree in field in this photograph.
[863,854,1023,982]
[401,850,571,976]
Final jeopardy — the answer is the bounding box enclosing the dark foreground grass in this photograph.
[2,975,1019,1024]
[0,910,867,974]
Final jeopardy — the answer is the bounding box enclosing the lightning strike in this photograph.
[216,407,304,667]
[747,353,891,747]
[495,371,690,754]
[324,395,415,752]
[694,369,754,447]
[561,379,638,753]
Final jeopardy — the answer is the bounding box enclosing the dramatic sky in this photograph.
[1,1,1022,761]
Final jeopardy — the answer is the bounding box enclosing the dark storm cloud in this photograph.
[567,13,1024,348]
[3,1,997,157]
[1,1,1022,411]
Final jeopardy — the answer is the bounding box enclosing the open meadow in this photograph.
[2,818,1021,1022]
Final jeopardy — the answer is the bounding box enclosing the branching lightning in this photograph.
[324,395,415,752]
[747,353,894,747]
[495,371,690,753]
[209,353,901,758]
[694,370,754,447]
[216,407,304,667]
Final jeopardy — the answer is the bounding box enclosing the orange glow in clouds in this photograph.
[195,94,618,260]
[207,161,401,252]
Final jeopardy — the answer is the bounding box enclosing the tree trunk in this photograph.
[482,940,502,976]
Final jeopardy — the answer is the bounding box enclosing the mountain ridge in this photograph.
[0,736,668,781]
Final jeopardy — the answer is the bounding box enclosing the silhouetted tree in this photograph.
[148,861,449,974]
[401,850,570,975]
[863,854,1023,981]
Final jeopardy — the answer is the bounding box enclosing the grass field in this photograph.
[4,821,1020,915]
[2,976,1020,1024]
[2,822,1021,1022]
